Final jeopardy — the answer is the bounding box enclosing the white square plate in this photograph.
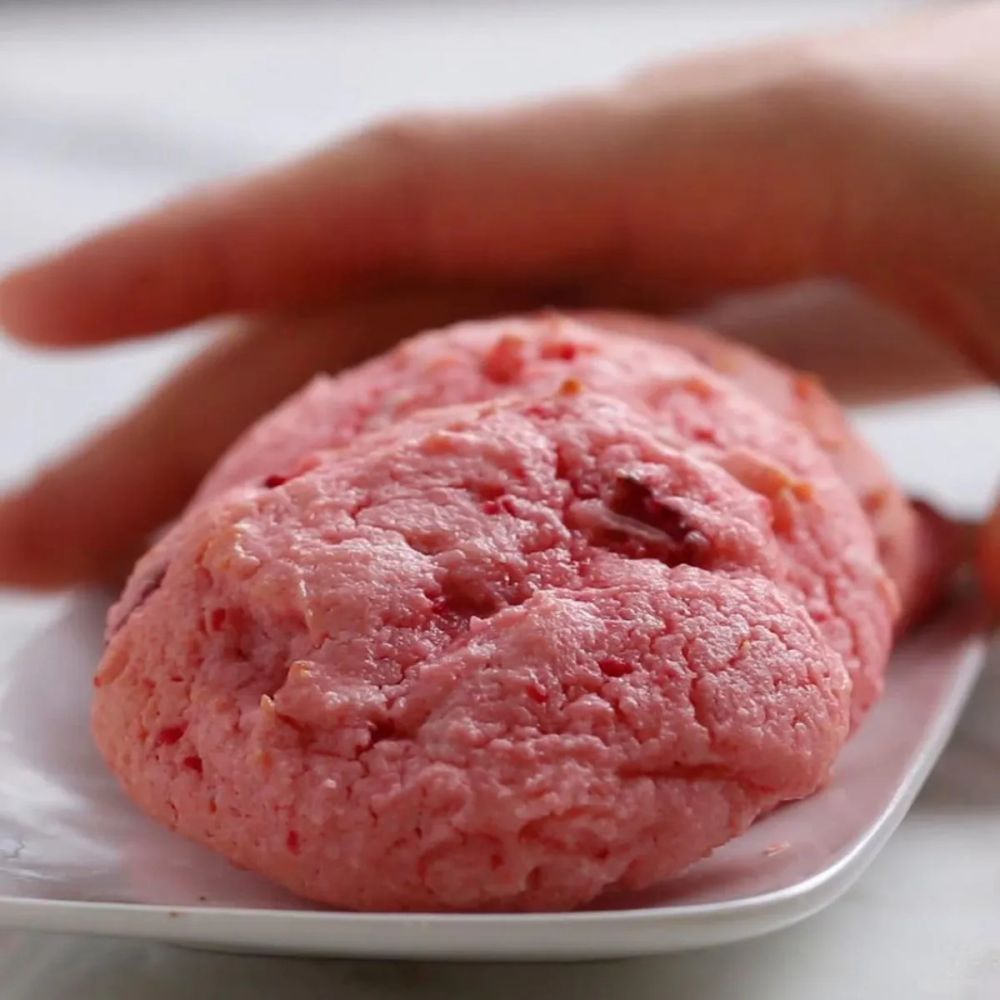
[0,593,987,960]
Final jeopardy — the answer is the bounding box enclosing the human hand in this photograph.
[0,2,996,600]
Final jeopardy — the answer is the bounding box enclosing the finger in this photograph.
[0,285,528,588]
[0,102,618,345]
[0,41,857,346]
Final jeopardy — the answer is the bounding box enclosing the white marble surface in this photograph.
[0,1,997,996]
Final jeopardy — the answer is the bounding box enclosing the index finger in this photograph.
[0,100,631,345]
[0,46,857,346]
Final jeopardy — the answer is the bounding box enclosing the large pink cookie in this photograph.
[95,392,849,912]
[198,313,894,720]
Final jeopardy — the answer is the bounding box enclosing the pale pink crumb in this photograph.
[764,841,791,857]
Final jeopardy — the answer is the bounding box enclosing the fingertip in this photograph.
[0,243,132,348]
[0,261,67,346]
[0,209,224,347]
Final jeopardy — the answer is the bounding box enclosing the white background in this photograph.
[0,1,998,997]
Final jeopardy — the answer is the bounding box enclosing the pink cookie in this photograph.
[198,314,894,720]
[95,392,849,912]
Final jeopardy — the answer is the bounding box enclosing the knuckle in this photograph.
[357,112,452,165]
